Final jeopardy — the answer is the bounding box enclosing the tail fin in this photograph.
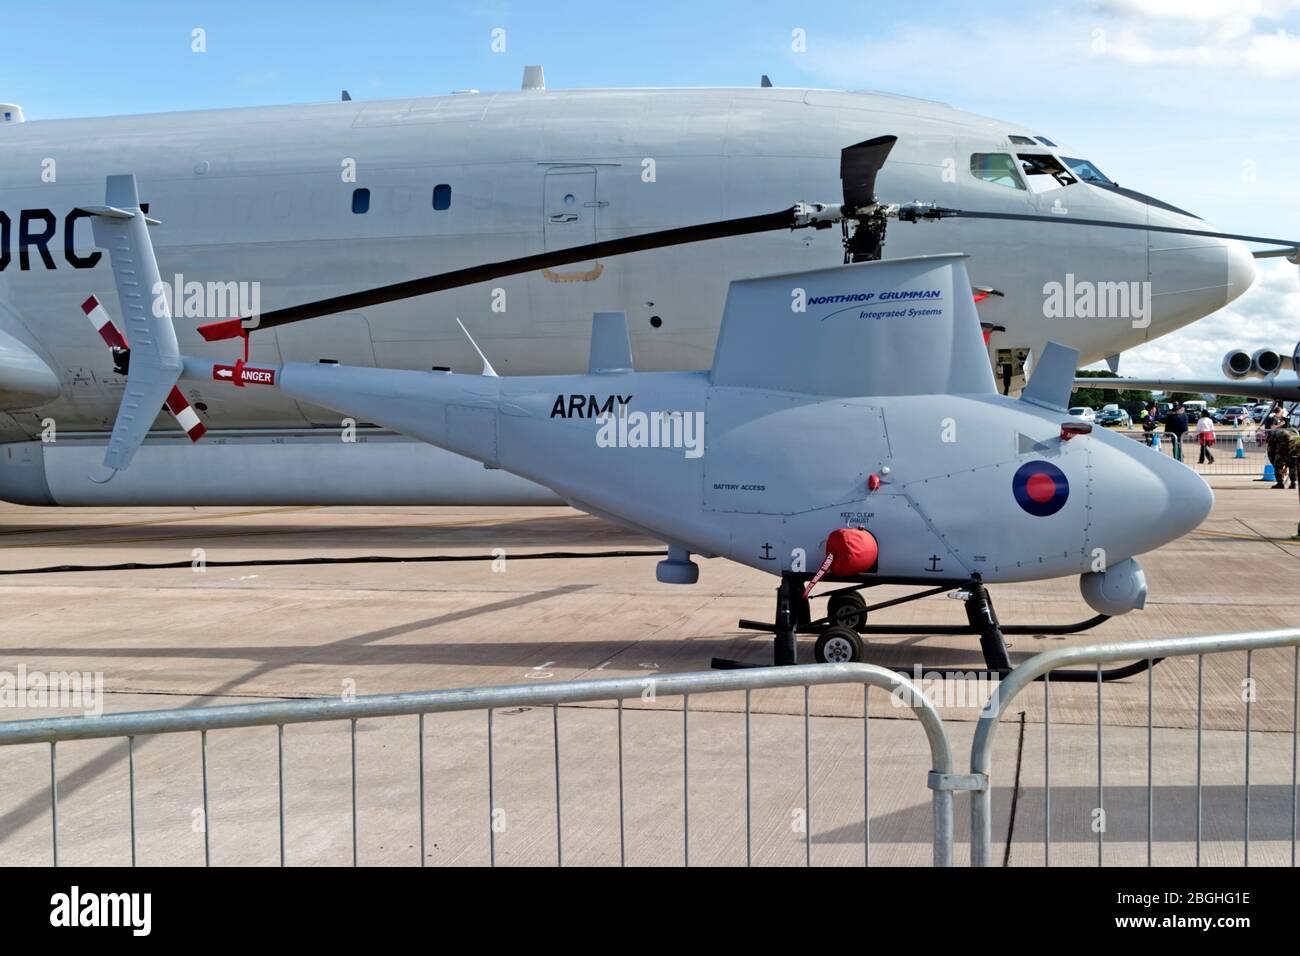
[79,174,181,473]
[709,254,996,397]
[1020,342,1081,411]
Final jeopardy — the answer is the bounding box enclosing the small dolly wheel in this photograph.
[815,626,864,664]
[826,592,868,631]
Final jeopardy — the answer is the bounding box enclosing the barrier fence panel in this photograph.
[968,628,1300,867]
[1113,427,1295,479]
[13,630,1299,867]
[0,663,954,867]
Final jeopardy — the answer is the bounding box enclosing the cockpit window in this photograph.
[1060,157,1114,186]
[970,153,1025,189]
[1016,153,1077,191]
[1034,136,1059,147]
[1008,135,1037,145]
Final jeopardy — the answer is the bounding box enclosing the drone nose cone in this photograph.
[1131,446,1214,550]
[1158,456,1214,541]
[1089,433,1213,558]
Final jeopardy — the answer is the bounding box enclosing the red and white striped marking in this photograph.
[80,295,207,442]
[81,295,128,350]
[164,386,207,442]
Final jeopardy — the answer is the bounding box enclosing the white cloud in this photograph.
[1090,0,1300,75]
[791,11,1299,116]
[1096,0,1300,25]
[1244,28,1300,73]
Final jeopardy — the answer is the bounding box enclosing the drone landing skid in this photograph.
[713,573,1162,683]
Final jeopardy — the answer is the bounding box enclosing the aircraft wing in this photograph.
[1073,377,1300,401]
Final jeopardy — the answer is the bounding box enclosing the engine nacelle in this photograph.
[1222,349,1253,379]
[1252,348,1283,377]
[1080,557,1148,616]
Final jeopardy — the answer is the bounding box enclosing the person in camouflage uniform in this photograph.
[1273,425,1300,537]
[1279,426,1300,494]
[1267,422,1299,490]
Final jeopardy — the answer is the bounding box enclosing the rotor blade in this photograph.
[206,138,897,339]
[214,207,800,336]
[840,135,897,211]
[918,208,1300,250]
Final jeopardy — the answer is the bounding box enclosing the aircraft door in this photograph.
[542,166,602,280]
[993,346,1031,396]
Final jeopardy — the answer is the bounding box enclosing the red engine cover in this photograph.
[825,528,879,575]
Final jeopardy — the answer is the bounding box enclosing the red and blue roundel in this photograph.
[1013,461,1069,516]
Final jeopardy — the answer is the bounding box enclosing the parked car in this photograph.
[1067,406,1096,422]
[1096,407,1131,427]
[1217,406,1249,426]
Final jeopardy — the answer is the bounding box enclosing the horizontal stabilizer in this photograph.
[588,312,633,373]
[1021,342,1080,411]
[710,255,995,397]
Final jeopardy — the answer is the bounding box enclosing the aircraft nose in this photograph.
[1147,214,1257,331]
[1225,238,1258,302]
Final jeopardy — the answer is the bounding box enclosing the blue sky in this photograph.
[4,0,1298,376]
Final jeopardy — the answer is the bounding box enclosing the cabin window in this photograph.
[969,153,1024,189]
[1060,157,1114,186]
[1016,153,1078,190]
[352,188,370,214]
[432,184,452,210]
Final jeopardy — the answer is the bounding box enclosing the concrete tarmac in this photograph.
[0,475,1296,866]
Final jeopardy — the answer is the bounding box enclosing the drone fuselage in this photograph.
[266,361,1209,591]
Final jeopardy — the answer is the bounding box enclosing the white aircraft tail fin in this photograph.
[709,254,996,397]
[78,174,182,473]
[588,312,633,373]
[1021,342,1081,411]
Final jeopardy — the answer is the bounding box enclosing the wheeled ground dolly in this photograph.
[713,571,1162,682]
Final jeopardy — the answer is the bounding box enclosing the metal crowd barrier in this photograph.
[1113,427,1287,477]
[968,628,1300,867]
[0,663,955,867]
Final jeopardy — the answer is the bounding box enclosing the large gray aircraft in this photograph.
[0,78,1284,507]
[81,168,1212,669]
